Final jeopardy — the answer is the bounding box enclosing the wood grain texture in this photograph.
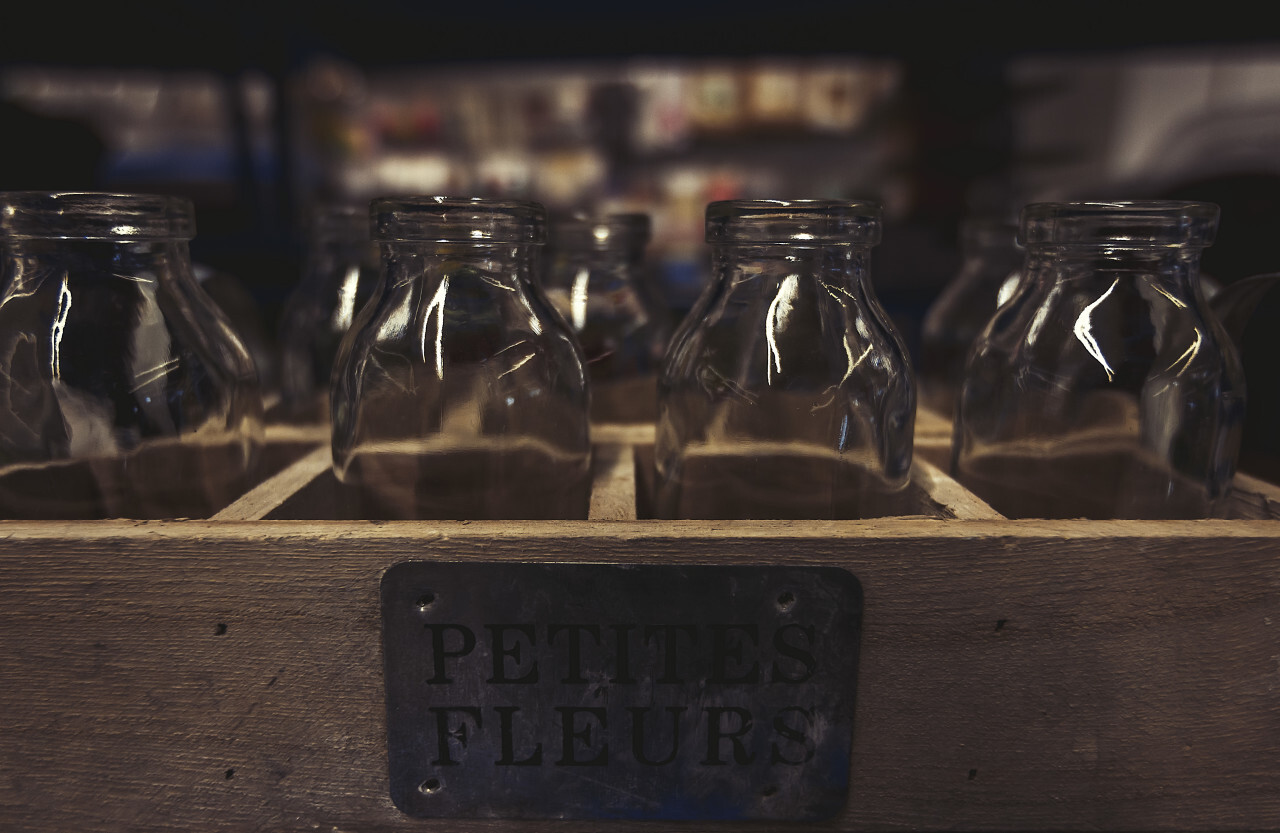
[213,445,331,521]
[587,442,638,521]
[1,520,1279,832]
[909,458,1004,520]
[1226,471,1280,520]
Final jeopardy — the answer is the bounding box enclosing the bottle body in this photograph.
[952,201,1244,519]
[330,198,591,520]
[0,192,263,519]
[656,200,914,519]
[543,213,668,423]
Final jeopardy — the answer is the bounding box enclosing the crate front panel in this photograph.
[1,520,1278,832]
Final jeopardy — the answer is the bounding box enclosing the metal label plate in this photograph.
[381,562,862,820]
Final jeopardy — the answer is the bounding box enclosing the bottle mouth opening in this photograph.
[372,197,546,244]
[706,199,882,245]
[551,212,651,251]
[0,192,195,240]
[1019,201,1220,249]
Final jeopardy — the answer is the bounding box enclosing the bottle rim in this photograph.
[1019,200,1220,249]
[551,212,651,251]
[706,199,882,245]
[0,192,195,240]
[372,196,547,244]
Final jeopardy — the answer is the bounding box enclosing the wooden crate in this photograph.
[3,413,1279,832]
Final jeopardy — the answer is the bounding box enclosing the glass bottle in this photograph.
[278,202,379,422]
[918,215,1024,417]
[330,197,591,520]
[655,199,915,519]
[952,200,1244,519]
[543,211,669,423]
[0,192,263,519]
[194,261,280,398]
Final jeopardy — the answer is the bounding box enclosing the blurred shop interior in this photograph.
[4,1,1280,474]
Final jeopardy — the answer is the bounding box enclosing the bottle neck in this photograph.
[1025,245,1206,294]
[558,244,645,267]
[379,242,541,292]
[550,245,646,288]
[958,241,1024,286]
[2,238,193,290]
[711,243,873,291]
[302,239,378,289]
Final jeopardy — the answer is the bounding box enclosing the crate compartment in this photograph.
[235,417,1280,523]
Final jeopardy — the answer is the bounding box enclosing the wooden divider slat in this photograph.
[213,445,331,521]
[587,443,638,521]
[910,457,1005,520]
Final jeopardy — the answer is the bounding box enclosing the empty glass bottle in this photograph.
[195,261,280,398]
[278,202,379,421]
[330,197,591,520]
[0,192,263,519]
[543,211,669,423]
[655,199,915,519]
[918,215,1024,417]
[952,200,1244,519]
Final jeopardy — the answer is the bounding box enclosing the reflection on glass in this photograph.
[330,197,591,520]
[952,201,1244,519]
[0,192,263,519]
[655,199,915,519]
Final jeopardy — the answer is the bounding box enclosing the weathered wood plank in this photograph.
[213,445,331,521]
[910,457,1004,520]
[1,520,1278,832]
[1228,471,1280,520]
[588,442,638,521]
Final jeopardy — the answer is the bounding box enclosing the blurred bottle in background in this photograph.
[543,211,670,423]
[194,262,280,401]
[277,202,379,422]
[917,215,1024,418]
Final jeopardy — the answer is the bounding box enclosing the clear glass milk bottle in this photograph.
[918,214,1024,417]
[330,197,591,520]
[278,202,380,422]
[543,211,669,423]
[655,199,915,519]
[0,192,263,519]
[952,200,1245,519]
